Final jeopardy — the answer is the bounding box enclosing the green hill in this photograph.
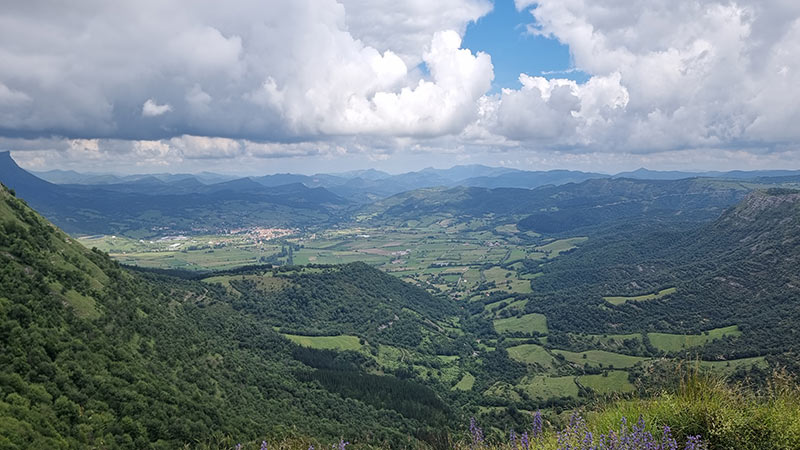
[0,184,457,448]
[524,188,800,361]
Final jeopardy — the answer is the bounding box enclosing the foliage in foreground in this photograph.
[215,370,800,450]
[588,368,800,450]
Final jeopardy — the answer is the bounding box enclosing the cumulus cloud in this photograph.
[495,0,800,152]
[338,0,492,65]
[0,0,491,142]
[142,99,172,117]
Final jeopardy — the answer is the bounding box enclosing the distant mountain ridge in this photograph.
[362,177,757,233]
[30,157,800,203]
[0,151,348,236]
[6,149,800,236]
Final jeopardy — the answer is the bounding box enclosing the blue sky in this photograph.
[462,0,588,91]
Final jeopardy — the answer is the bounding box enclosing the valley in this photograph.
[3,157,800,448]
[41,164,797,417]
[77,214,774,420]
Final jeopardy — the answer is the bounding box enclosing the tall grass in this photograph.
[589,366,800,449]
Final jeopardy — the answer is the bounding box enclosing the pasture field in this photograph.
[699,356,767,373]
[281,334,363,351]
[552,349,647,369]
[648,325,742,352]
[534,237,588,256]
[453,373,476,391]
[506,344,556,368]
[579,370,635,395]
[485,298,528,316]
[493,313,548,335]
[604,287,677,305]
[279,336,465,383]
[519,375,580,399]
[581,333,643,346]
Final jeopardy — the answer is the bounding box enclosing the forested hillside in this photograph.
[0,184,460,448]
[514,188,800,360]
[362,178,753,232]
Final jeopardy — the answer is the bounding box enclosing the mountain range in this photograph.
[30,157,800,202]
[1,151,348,237]
[7,151,800,238]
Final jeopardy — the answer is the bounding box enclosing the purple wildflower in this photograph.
[684,435,704,450]
[260,441,268,450]
[469,417,484,447]
[510,429,517,448]
[520,432,530,450]
[661,426,678,450]
[532,410,543,438]
[546,414,704,450]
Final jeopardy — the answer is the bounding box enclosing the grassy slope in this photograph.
[648,325,743,352]
[553,349,647,369]
[494,313,548,335]
[604,287,677,305]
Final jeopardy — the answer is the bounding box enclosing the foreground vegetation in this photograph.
[214,369,800,449]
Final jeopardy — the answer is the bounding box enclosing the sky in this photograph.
[2,0,800,175]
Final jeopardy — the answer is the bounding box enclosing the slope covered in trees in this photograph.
[0,184,459,448]
[511,188,800,360]
[362,177,753,232]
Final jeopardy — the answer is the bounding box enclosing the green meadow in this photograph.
[506,343,557,368]
[281,334,363,351]
[648,325,742,352]
[579,370,635,395]
[494,313,548,335]
[604,287,677,305]
[552,349,647,369]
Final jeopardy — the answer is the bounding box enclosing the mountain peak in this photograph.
[0,150,56,193]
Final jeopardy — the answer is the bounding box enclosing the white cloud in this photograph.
[0,82,30,105]
[2,0,800,170]
[142,99,172,117]
[0,0,491,143]
[493,0,800,153]
[338,0,492,65]
[169,135,241,159]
